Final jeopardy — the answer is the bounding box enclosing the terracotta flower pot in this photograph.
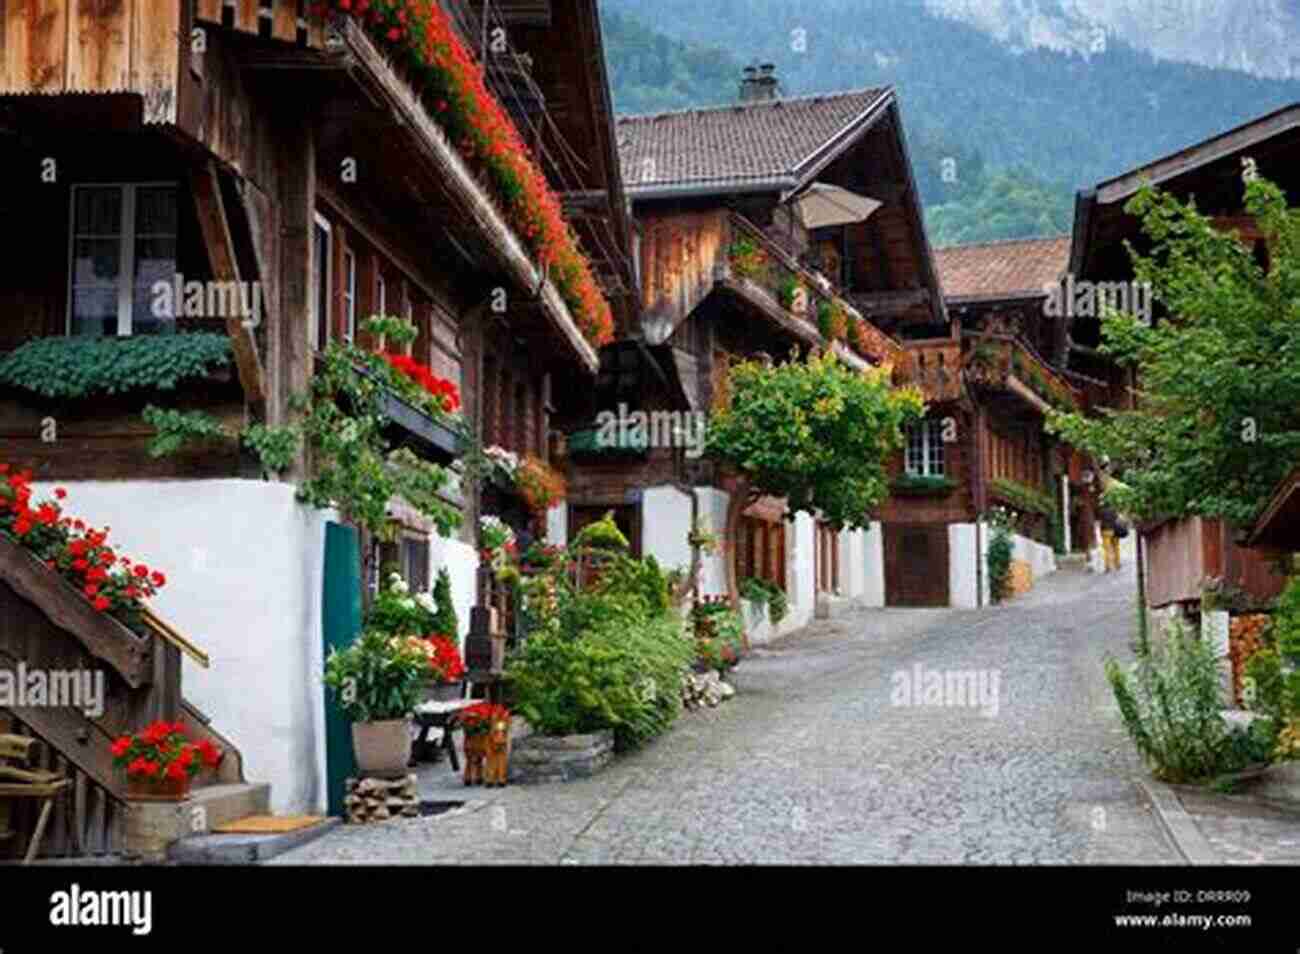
[126,773,192,802]
[352,719,412,778]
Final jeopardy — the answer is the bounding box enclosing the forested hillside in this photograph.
[599,0,1300,245]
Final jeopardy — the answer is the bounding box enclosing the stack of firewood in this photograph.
[343,775,420,824]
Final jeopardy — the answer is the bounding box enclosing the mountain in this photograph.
[598,0,1300,245]
[926,0,1300,81]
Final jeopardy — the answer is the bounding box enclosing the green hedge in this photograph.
[0,333,232,400]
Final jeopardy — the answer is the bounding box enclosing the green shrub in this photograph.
[1273,577,1300,665]
[985,508,1015,604]
[1105,619,1233,783]
[506,610,692,751]
[431,567,459,637]
[0,333,232,399]
[740,577,788,626]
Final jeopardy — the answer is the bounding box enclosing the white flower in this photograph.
[388,573,409,595]
[400,598,417,611]
[416,592,436,614]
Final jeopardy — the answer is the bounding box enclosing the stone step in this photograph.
[190,782,272,832]
[169,817,342,865]
[120,782,271,862]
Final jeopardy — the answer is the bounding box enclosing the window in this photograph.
[312,214,332,351]
[905,418,945,477]
[372,532,430,596]
[68,184,178,336]
[343,249,357,342]
[737,516,785,590]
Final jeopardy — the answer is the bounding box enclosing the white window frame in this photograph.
[343,249,357,342]
[66,182,178,336]
[312,213,332,351]
[905,418,946,478]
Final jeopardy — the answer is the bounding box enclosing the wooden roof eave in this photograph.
[1246,465,1300,548]
[338,19,599,375]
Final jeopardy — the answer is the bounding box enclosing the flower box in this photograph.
[376,388,462,466]
[126,773,192,802]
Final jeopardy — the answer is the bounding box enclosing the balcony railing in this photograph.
[720,214,904,369]
[898,334,1080,411]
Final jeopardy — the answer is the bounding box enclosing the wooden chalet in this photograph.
[0,0,612,844]
[1069,103,1300,612]
[563,74,941,639]
[886,236,1081,606]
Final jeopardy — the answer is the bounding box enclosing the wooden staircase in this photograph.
[0,533,267,862]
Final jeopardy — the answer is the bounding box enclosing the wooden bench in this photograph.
[0,733,72,864]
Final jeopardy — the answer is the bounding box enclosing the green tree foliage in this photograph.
[431,567,459,638]
[706,350,924,529]
[1048,175,1300,527]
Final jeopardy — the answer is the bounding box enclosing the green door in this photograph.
[322,521,362,816]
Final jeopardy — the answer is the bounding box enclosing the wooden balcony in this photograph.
[719,214,904,370]
[897,334,1081,411]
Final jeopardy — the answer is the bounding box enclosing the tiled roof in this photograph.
[616,88,891,189]
[932,236,1071,301]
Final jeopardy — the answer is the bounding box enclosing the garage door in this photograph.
[883,524,950,607]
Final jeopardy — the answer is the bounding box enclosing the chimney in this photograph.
[739,62,780,102]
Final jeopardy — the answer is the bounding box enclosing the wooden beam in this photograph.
[850,288,930,315]
[189,162,267,404]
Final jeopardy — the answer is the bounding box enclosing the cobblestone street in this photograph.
[274,564,1181,865]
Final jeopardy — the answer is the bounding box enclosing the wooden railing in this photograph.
[963,334,1080,411]
[898,339,963,402]
[723,214,904,368]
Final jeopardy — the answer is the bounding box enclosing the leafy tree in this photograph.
[707,350,923,624]
[1047,174,1300,528]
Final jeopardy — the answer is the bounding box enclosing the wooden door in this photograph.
[883,524,949,607]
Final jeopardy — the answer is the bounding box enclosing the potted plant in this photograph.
[458,702,512,786]
[110,721,222,801]
[324,630,431,777]
[418,633,467,702]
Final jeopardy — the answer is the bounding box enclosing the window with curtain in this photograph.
[69,184,178,336]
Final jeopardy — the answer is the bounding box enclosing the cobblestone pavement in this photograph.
[1173,789,1300,865]
[273,564,1180,865]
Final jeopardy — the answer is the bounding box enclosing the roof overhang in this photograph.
[626,175,796,201]
[1247,465,1300,548]
[340,18,599,374]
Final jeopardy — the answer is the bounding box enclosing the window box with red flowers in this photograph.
[0,466,168,638]
[111,721,223,802]
[310,2,614,349]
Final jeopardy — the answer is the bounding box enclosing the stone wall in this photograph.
[509,730,615,784]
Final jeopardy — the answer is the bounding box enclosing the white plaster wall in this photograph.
[641,484,696,582]
[1012,533,1057,580]
[949,522,983,608]
[545,502,566,548]
[428,533,478,642]
[862,521,885,608]
[787,512,817,628]
[34,480,330,815]
[840,528,865,600]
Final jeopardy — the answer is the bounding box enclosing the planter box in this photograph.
[377,389,462,465]
[508,730,614,784]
